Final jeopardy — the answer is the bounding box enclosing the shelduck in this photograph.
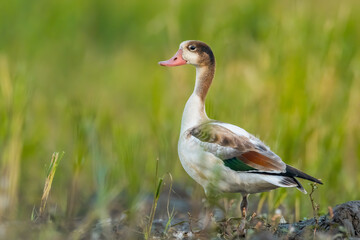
[159,40,322,216]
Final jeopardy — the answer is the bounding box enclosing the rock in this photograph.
[276,201,360,239]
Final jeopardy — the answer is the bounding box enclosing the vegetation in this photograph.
[0,0,359,238]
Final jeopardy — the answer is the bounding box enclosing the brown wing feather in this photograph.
[238,151,284,172]
[190,123,253,152]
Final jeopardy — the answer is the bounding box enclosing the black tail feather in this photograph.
[252,165,323,185]
[292,176,306,193]
[285,165,323,184]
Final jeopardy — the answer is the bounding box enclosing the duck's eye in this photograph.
[189,45,196,51]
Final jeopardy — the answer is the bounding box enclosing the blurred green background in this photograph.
[1,0,359,234]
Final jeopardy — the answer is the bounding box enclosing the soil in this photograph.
[141,200,360,239]
[5,185,358,239]
[89,184,360,239]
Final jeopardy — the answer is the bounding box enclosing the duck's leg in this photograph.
[200,194,222,231]
[240,194,249,218]
[200,206,213,230]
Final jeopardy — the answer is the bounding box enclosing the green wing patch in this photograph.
[223,157,256,172]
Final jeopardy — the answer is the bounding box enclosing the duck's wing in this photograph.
[189,121,286,173]
[189,121,323,190]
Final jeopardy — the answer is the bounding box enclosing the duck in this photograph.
[159,40,322,217]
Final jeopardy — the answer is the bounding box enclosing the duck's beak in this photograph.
[159,49,187,66]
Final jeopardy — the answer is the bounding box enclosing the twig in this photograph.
[309,183,320,220]
[309,183,320,238]
[188,212,193,233]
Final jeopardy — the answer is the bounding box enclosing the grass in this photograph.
[38,152,64,220]
[0,0,359,238]
[144,158,163,239]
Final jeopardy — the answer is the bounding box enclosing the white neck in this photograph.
[180,93,208,134]
[180,66,212,134]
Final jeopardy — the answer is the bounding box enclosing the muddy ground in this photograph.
[102,200,360,239]
[2,186,359,239]
[84,185,360,240]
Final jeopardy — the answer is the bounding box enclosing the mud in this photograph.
[86,186,360,239]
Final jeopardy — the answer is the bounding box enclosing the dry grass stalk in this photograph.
[144,158,164,240]
[328,206,334,219]
[39,152,63,218]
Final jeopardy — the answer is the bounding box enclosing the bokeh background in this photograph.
[1,0,359,237]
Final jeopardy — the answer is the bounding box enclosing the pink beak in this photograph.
[159,49,187,66]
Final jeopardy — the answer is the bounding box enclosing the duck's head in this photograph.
[159,40,215,67]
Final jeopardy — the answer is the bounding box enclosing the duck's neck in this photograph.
[180,64,215,134]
